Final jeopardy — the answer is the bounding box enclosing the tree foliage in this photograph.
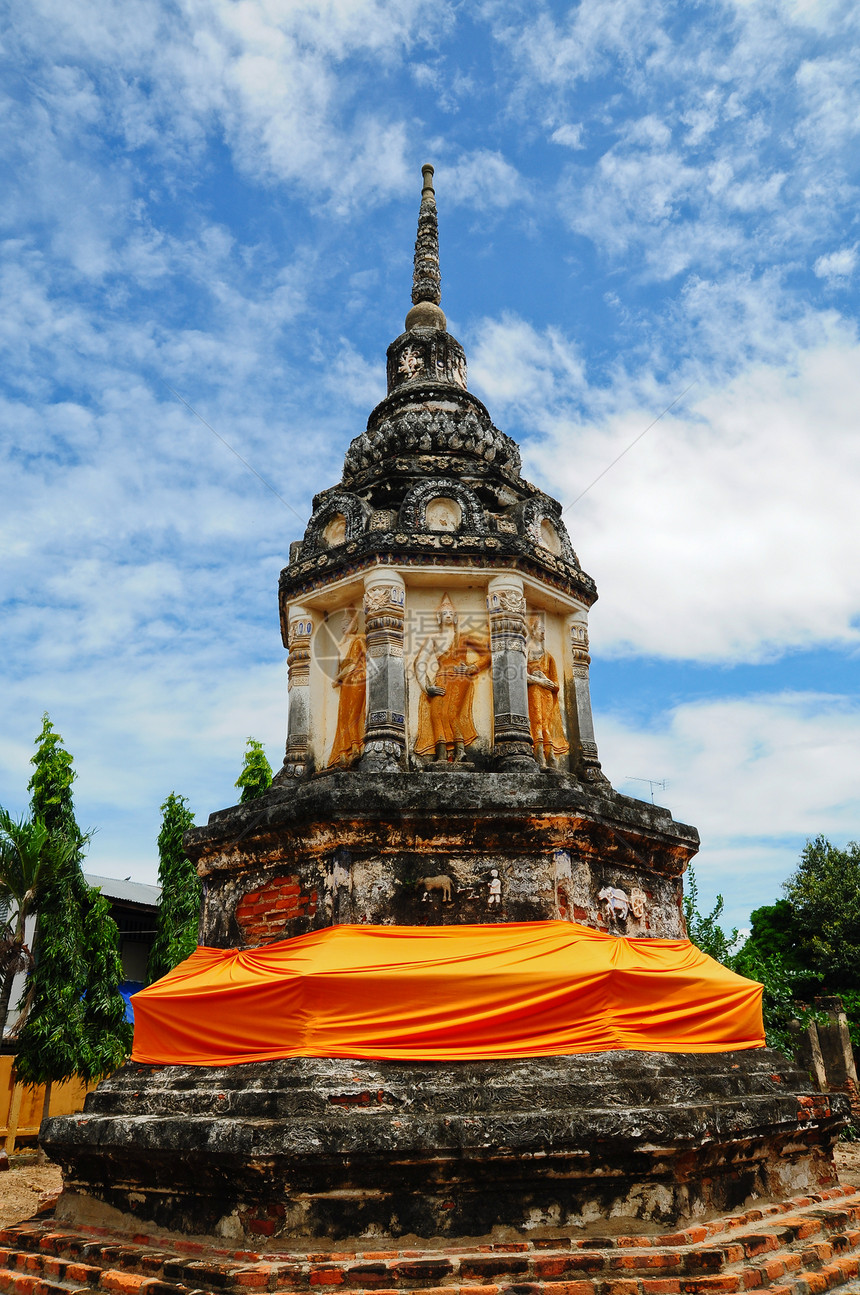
[148,793,199,984]
[682,862,818,1056]
[0,811,82,1036]
[782,836,860,991]
[235,738,273,803]
[28,714,85,854]
[682,864,738,964]
[14,715,131,1089]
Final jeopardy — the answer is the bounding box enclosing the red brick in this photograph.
[799,1273,829,1294]
[459,1259,528,1280]
[310,1267,347,1286]
[642,1282,681,1294]
[232,1268,272,1288]
[455,1287,499,1295]
[64,1265,100,1285]
[599,1280,639,1295]
[100,1272,148,1294]
[681,1278,740,1292]
[762,1259,787,1280]
[344,1264,392,1288]
[542,1285,604,1295]
[390,1260,453,1282]
[738,1268,762,1289]
[533,1257,574,1279]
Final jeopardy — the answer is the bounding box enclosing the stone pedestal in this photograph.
[44,1050,846,1244]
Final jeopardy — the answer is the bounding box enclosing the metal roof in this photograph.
[84,874,161,908]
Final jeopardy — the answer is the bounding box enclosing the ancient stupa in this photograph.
[43,166,845,1246]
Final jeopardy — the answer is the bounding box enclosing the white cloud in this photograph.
[436,150,528,211]
[814,245,858,282]
[550,124,585,149]
[468,301,860,664]
[599,689,860,925]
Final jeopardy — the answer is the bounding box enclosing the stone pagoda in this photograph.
[43,166,845,1247]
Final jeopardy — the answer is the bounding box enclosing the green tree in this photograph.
[235,738,273,803]
[743,899,803,969]
[28,714,85,856]
[682,863,818,1056]
[682,864,738,964]
[782,836,860,990]
[148,793,199,984]
[15,716,131,1125]
[0,811,81,1035]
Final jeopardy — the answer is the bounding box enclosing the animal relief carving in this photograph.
[598,886,631,921]
[421,874,454,903]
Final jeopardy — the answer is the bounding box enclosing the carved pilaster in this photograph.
[567,609,609,788]
[487,575,534,768]
[361,571,406,772]
[276,607,313,781]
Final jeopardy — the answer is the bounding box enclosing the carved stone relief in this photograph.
[526,614,569,767]
[322,513,347,548]
[425,496,462,532]
[412,593,491,764]
[326,607,366,768]
[598,886,631,921]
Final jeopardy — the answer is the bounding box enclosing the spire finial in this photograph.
[405,163,447,331]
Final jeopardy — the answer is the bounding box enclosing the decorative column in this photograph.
[278,606,313,781]
[487,575,534,768]
[567,608,609,786]
[361,570,407,772]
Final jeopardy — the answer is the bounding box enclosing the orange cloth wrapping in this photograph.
[130,921,764,1066]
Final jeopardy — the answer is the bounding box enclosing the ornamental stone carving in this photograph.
[342,405,521,484]
[413,594,491,765]
[302,492,371,557]
[400,478,485,535]
[515,497,579,568]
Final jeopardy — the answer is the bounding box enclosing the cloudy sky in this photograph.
[2,0,858,928]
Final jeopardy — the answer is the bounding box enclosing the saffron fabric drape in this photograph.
[131,920,764,1067]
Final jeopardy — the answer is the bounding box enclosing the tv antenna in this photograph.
[627,777,668,805]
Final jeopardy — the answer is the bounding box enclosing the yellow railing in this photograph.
[0,1055,98,1153]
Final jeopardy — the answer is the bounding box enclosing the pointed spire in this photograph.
[405,164,447,332]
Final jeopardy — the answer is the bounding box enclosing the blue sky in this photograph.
[1,0,858,928]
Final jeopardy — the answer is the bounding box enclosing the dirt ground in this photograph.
[0,1147,859,1232]
[0,1156,62,1227]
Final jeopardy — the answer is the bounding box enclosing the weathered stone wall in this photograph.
[44,1050,848,1244]
[187,772,698,948]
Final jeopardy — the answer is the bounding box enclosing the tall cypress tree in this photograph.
[147,793,199,984]
[16,715,130,1119]
[235,738,273,803]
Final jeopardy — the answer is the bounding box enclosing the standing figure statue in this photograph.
[413,594,491,763]
[327,607,367,768]
[526,615,569,768]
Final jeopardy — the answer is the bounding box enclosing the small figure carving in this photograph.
[425,496,461,532]
[413,594,491,763]
[421,874,454,903]
[490,588,526,614]
[598,886,631,921]
[488,869,502,906]
[322,513,347,548]
[398,346,424,379]
[327,608,367,768]
[526,616,569,767]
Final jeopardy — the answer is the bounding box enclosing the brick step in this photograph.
[0,1190,858,1295]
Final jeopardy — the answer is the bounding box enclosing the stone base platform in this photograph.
[4,1186,860,1295]
[43,1051,847,1244]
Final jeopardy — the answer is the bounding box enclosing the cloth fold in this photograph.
[131,920,764,1066]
